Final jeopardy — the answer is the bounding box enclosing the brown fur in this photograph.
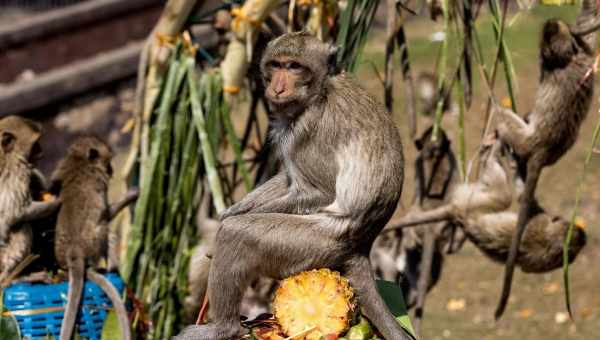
[176,32,409,340]
[53,136,131,340]
[0,116,42,284]
[492,0,598,317]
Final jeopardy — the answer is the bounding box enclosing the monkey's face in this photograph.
[541,19,577,68]
[68,136,113,177]
[0,115,42,162]
[261,32,337,117]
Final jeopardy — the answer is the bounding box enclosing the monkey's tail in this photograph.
[495,163,541,319]
[59,255,84,340]
[87,269,132,340]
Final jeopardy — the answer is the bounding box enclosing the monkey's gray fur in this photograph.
[175,32,411,340]
[53,136,133,340]
[0,116,59,285]
[492,0,598,317]
[384,140,587,273]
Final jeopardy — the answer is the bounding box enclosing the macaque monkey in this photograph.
[175,32,410,340]
[52,137,137,340]
[492,0,599,317]
[384,141,587,274]
[0,116,59,284]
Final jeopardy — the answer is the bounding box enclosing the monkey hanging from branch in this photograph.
[175,32,412,340]
[0,116,61,286]
[383,139,587,276]
[491,0,599,318]
[51,137,138,340]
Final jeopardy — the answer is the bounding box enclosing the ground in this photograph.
[356,5,600,340]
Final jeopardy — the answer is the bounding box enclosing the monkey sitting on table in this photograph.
[371,126,464,335]
[384,140,587,275]
[176,32,411,340]
[0,116,60,285]
[51,136,137,340]
[492,0,599,317]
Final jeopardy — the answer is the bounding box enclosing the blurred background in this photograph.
[0,1,598,339]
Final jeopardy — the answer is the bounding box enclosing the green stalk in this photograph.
[563,117,600,318]
[432,0,450,141]
[186,57,227,213]
[124,58,182,282]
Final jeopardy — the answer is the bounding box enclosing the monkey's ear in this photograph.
[88,148,100,161]
[327,45,339,74]
[1,132,16,153]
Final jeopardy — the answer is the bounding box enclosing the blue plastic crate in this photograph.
[3,272,125,340]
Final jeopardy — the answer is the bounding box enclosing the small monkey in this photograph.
[0,116,59,284]
[492,0,599,317]
[52,137,136,340]
[384,141,587,273]
[176,32,410,340]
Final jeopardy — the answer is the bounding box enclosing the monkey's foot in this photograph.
[173,324,245,340]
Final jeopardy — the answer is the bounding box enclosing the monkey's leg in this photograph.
[19,200,61,223]
[344,256,414,340]
[494,106,534,157]
[383,204,454,233]
[413,226,435,336]
[219,172,289,220]
[495,162,541,319]
[87,269,131,340]
[107,188,139,221]
[175,213,344,340]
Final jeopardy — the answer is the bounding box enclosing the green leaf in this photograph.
[101,311,123,340]
[375,280,415,337]
[0,314,20,340]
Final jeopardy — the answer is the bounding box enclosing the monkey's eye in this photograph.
[267,61,282,69]
[288,62,303,70]
[551,216,561,223]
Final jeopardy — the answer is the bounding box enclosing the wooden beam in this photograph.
[0,42,143,117]
[0,0,162,50]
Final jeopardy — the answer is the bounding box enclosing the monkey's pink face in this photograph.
[263,57,313,107]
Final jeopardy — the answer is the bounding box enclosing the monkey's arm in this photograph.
[494,105,535,157]
[383,205,455,232]
[18,200,61,223]
[220,172,290,220]
[572,0,600,48]
[107,188,140,221]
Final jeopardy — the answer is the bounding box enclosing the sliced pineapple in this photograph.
[273,269,356,340]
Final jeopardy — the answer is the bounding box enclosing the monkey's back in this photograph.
[323,74,404,232]
[531,50,594,166]
[55,172,109,269]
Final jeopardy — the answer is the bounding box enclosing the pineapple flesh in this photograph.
[273,269,356,340]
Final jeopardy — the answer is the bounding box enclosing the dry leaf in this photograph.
[518,308,535,318]
[579,307,593,319]
[446,298,466,311]
[543,282,560,294]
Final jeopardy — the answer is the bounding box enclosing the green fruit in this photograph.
[345,317,373,340]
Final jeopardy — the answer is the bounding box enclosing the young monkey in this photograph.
[52,137,137,340]
[492,0,599,317]
[0,116,60,285]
